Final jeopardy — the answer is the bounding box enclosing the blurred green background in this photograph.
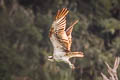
[0,0,120,80]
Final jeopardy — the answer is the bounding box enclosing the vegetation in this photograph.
[0,0,120,80]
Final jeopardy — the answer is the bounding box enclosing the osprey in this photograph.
[48,8,84,69]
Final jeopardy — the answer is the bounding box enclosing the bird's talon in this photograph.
[70,64,75,69]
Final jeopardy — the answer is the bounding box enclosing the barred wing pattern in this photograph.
[48,8,84,69]
[49,8,70,52]
[66,20,79,51]
[49,8,79,53]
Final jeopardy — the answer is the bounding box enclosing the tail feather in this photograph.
[66,52,84,58]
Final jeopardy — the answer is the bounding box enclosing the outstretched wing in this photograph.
[49,8,70,52]
[66,20,79,51]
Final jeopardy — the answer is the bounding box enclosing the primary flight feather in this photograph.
[48,8,84,69]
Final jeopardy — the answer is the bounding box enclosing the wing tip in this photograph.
[75,20,79,24]
[55,8,69,20]
[66,19,79,36]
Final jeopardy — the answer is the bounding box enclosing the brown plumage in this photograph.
[48,8,84,69]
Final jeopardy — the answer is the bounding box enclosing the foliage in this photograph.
[0,0,120,80]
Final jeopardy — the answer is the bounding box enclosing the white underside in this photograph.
[53,52,74,69]
[53,52,69,62]
[50,34,63,52]
[50,34,69,62]
[49,31,74,68]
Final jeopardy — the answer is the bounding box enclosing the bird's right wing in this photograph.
[66,20,79,51]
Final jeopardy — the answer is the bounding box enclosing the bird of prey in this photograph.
[48,8,84,69]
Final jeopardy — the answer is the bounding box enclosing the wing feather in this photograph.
[65,20,79,50]
[49,8,70,52]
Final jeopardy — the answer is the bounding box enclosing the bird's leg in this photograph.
[67,60,75,69]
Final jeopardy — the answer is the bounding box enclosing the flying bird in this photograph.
[48,8,84,69]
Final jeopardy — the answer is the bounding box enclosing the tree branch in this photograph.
[101,57,120,80]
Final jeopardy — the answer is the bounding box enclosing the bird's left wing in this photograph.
[49,8,70,52]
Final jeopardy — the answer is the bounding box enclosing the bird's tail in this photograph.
[66,52,84,58]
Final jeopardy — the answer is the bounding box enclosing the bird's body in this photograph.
[48,8,84,69]
[49,30,69,62]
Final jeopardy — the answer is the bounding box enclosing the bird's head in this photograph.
[48,56,54,62]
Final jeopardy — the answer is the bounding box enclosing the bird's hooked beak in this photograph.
[48,56,54,62]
